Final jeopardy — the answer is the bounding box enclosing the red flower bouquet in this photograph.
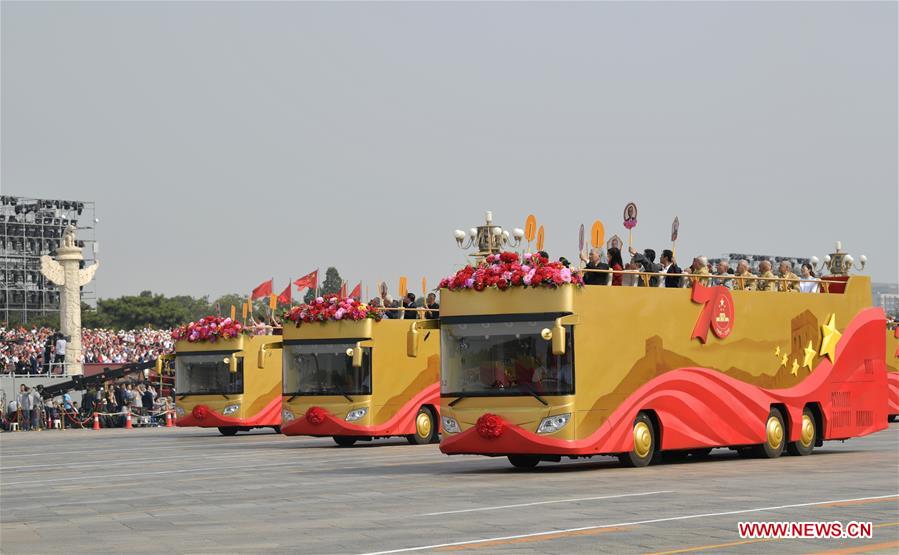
[439,251,583,291]
[172,316,244,343]
[284,295,383,326]
[476,413,506,439]
[192,405,210,420]
[305,406,327,425]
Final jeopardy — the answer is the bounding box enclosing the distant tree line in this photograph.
[13,267,345,330]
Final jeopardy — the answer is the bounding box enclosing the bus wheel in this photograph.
[218,427,238,436]
[786,408,816,456]
[753,408,786,458]
[407,407,436,445]
[618,412,656,468]
[508,455,540,469]
[333,436,357,447]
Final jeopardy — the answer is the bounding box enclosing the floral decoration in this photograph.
[284,295,382,326]
[475,413,506,439]
[172,317,244,343]
[306,406,327,425]
[192,405,210,420]
[439,251,583,291]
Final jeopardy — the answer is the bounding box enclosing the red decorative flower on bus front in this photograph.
[476,413,506,439]
[192,405,210,420]
[306,406,327,425]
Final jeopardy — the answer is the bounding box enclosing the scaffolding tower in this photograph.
[1,196,97,325]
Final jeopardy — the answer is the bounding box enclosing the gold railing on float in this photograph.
[579,268,836,292]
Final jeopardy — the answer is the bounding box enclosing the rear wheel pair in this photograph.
[749,407,816,458]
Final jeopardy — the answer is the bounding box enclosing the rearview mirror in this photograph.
[407,327,420,357]
[258,344,267,369]
[346,344,363,368]
[225,356,237,374]
[551,321,566,356]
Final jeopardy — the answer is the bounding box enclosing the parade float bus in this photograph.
[279,298,440,446]
[161,319,283,436]
[887,323,899,422]
[437,252,888,468]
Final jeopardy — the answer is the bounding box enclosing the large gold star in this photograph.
[802,340,816,371]
[774,346,781,358]
[790,359,799,376]
[819,314,842,363]
[780,353,789,367]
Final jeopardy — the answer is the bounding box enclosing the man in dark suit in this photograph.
[580,249,610,285]
[628,247,662,286]
[660,249,682,288]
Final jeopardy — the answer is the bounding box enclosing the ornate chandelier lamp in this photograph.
[453,211,524,261]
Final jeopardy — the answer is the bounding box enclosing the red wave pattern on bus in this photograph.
[441,308,887,456]
[281,383,440,437]
[176,396,282,428]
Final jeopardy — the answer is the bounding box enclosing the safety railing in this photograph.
[580,268,836,292]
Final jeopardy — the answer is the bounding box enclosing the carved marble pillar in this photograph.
[39,225,98,375]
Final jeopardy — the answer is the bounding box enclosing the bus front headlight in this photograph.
[222,404,240,416]
[175,406,185,417]
[537,413,570,434]
[282,409,295,422]
[346,408,368,422]
[441,416,461,434]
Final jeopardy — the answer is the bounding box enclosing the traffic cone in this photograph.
[125,412,133,429]
[93,412,100,430]
[165,411,173,427]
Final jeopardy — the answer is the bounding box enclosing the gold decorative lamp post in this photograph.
[453,211,524,261]
[810,241,867,276]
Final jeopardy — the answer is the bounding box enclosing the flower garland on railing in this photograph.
[171,316,245,343]
[284,295,383,326]
[439,251,584,291]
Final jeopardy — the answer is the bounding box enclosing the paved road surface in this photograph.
[2,424,897,554]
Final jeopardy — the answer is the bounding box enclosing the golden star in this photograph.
[780,353,789,367]
[802,340,816,371]
[819,313,842,363]
[790,359,799,376]
[774,346,781,358]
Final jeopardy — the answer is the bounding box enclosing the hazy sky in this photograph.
[3,1,897,300]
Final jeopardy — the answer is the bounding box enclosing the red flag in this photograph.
[277,283,292,305]
[349,282,361,300]
[251,279,273,300]
[293,270,318,290]
[339,281,347,298]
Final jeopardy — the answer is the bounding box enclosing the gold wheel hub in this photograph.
[766,416,784,450]
[800,414,815,448]
[416,412,432,438]
[634,421,653,459]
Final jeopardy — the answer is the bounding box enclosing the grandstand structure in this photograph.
[0,196,97,324]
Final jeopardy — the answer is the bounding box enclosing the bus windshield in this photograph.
[175,353,244,395]
[283,343,372,396]
[440,319,574,397]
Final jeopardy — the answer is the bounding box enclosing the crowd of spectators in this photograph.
[0,326,174,374]
[3,381,171,431]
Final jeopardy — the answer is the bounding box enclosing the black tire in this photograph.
[752,408,786,458]
[333,436,357,447]
[407,406,437,445]
[218,427,238,436]
[508,455,540,469]
[786,408,816,456]
[618,412,657,468]
[272,426,281,434]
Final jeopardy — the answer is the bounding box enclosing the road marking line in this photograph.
[644,539,772,555]
[815,495,899,508]
[0,460,300,486]
[357,494,899,555]
[809,540,899,555]
[422,491,673,516]
[436,526,629,550]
